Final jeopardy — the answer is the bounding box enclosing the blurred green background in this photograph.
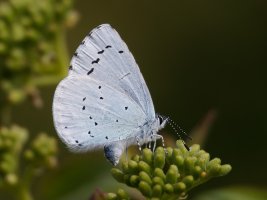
[1,0,267,199]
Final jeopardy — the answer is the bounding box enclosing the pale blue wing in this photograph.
[69,24,155,120]
[53,75,147,151]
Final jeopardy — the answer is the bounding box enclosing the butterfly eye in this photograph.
[158,116,163,125]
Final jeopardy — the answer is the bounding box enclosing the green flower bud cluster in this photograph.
[0,0,78,105]
[108,140,232,200]
[24,133,58,169]
[0,125,58,194]
[0,125,28,186]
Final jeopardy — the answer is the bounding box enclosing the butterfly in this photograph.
[52,24,169,165]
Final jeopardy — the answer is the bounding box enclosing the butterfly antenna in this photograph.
[168,117,192,141]
[165,116,191,151]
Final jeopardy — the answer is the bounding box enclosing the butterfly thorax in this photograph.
[137,114,168,145]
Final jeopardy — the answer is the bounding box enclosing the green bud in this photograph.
[46,157,57,168]
[166,165,179,184]
[117,188,129,199]
[176,140,187,154]
[184,157,197,173]
[154,147,165,169]
[111,168,124,183]
[65,11,79,28]
[106,193,117,200]
[189,144,200,155]
[12,23,25,41]
[142,148,153,165]
[152,176,165,187]
[208,158,221,169]
[219,164,232,176]
[197,158,208,170]
[173,182,186,194]
[154,168,166,181]
[165,147,173,163]
[193,165,202,178]
[1,154,16,173]
[164,183,174,193]
[138,161,151,174]
[8,89,26,104]
[198,152,210,162]
[24,150,34,160]
[132,154,140,162]
[172,148,182,158]
[5,173,18,185]
[208,164,221,176]
[129,175,139,187]
[139,181,152,197]
[196,150,207,158]
[0,42,6,53]
[139,171,152,185]
[183,175,194,187]
[152,184,162,197]
[121,161,129,173]
[174,155,184,167]
[128,160,138,174]
[200,171,207,178]
[0,3,13,21]
[123,174,131,186]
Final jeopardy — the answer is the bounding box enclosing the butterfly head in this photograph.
[156,114,168,131]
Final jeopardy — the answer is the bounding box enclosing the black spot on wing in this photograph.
[65,126,68,129]
[83,97,86,101]
[105,45,112,48]
[92,58,100,64]
[95,122,98,126]
[98,86,101,89]
[98,50,104,54]
[87,68,94,75]
[78,144,82,146]
[74,52,78,57]
[81,40,85,45]
[118,50,124,53]
[116,120,118,122]
[82,106,85,110]
[88,131,91,134]
[89,116,92,119]
[125,106,128,110]
[75,140,79,143]
[105,136,108,140]
[69,65,73,70]
[100,97,103,100]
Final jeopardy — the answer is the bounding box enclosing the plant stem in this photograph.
[16,184,33,200]
[55,25,69,77]
[0,104,12,126]
[15,165,35,200]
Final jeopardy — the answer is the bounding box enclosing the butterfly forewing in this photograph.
[68,24,155,119]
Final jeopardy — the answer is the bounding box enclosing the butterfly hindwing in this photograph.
[69,24,155,120]
[53,75,147,151]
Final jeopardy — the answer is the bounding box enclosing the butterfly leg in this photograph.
[125,145,128,162]
[152,137,157,152]
[151,134,167,153]
[136,136,142,152]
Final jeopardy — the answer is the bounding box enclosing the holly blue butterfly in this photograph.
[52,24,169,165]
